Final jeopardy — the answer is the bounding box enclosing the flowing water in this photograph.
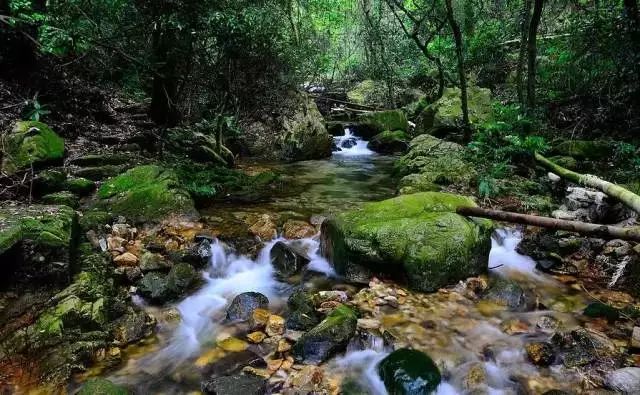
[95,130,591,394]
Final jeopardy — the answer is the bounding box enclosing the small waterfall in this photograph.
[333,127,374,156]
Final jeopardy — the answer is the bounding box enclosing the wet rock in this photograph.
[226,292,269,322]
[583,302,620,322]
[139,252,170,272]
[367,130,409,154]
[482,277,532,312]
[97,165,197,223]
[320,192,492,292]
[293,304,357,364]
[270,241,310,278]
[137,263,198,303]
[250,308,271,330]
[356,109,409,137]
[218,337,249,352]
[1,121,64,174]
[265,314,286,336]
[113,252,138,266]
[378,348,441,395]
[312,290,348,306]
[78,378,129,395]
[341,137,358,149]
[525,342,556,366]
[282,220,316,239]
[542,391,571,395]
[246,331,266,344]
[552,187,611,223]
[0,204,77,284]
[180,239,213,267]
[202,349,266,376]
[536,315,561,333]
[111,307,155,345]
[554,328,616,368]
[632,327,640,349]
[248,214,277,240]
[286,289,320,331]
[201,374,266,395]
[604,367,640,394]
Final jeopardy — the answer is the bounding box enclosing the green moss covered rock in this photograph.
[292,304,357,363]
[367,130,409,154]
[1,121,64,174]
[78,378,129,395]
[42,191,80,209]
[395,134,476,193]
[347,80,387,107]
[97,165,197,223]
[320,192,492,292]
[378,348,441,395]
[414,87,492,136]
[356,110,409,137]
[66,177,96,196]
[137,262,198,304]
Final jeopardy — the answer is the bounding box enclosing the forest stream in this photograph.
[77,131,593,394]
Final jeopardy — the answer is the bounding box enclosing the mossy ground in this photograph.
[1,121,64,174]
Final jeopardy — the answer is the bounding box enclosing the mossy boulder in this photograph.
[551,140,614,161]
[243,92,332,162]
[414,87,492,136]
[137,262,198,304]
[286,289,321,331]
[347,80,387,107]
[320,192,492,292]
[66,177,96,196]
[1,121,64,174]
[356,110,409,138]
[42,191,80,209]
[378,348,441,395]
[0,204,77,283]
[69,153,131,167]
[292,304,357,363]
[367,130,409,154]
[395,134,476,193]
[78,378,129,395]
[97,165,197,223]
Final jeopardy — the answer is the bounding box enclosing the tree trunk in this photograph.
[516,0,532,109]
[445,0,470,141]
[149,27,180,126]
[535,152,640,216]
[457,206,640,242]
[526,0,544,115]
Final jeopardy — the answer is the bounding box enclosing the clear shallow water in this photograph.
[97,137,588,394]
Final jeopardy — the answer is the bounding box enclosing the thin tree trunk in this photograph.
[445,0,470,141]
[535,152,640,215]
[457,206,640,242]
[516,0,532,109]
[526,0,544,115]
[149,27,180,126]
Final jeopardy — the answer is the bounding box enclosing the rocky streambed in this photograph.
[2,126,640,395]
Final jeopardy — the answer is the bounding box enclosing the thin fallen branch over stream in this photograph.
[457,206,640,242]
[535,152,640,216]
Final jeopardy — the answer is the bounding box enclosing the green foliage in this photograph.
[23,94,51,121]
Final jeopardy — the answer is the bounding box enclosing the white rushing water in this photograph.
[333,127,375,156]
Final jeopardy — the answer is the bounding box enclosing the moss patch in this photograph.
[1,121,64,174]
[0,205,77,254]
[356,110,408,137]
[97,165,196,223]
[320,192,492,292]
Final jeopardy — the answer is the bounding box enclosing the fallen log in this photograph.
[535,152,640,216]
[457,206,640,242]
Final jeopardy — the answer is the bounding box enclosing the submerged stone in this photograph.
[1,121,64,174]
[201,374,266,395]
[378,348,442,395]
[320,192,492,292]
[292,304,357,364]
[78,378,129,395]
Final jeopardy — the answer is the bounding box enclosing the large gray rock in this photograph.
[242,91,332,161]
[605,367,640,394]
[226,292,269,321]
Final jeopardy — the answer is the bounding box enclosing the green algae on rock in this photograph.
[367,130,409,154]
[78,378,130,395]
[356,110,409,137]
[1,121,64,174]
[42,191,80,209]
[97,165,197,222]
[292,304,357,364]
[320,192,492,292]
[378,348,442,395]
[395,135,476,194]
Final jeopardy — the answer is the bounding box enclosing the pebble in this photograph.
[247,331,267,344]
[266,314,285,337]
[277,339,292,352]
[218,337,248,352]
[250,308,271,329]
